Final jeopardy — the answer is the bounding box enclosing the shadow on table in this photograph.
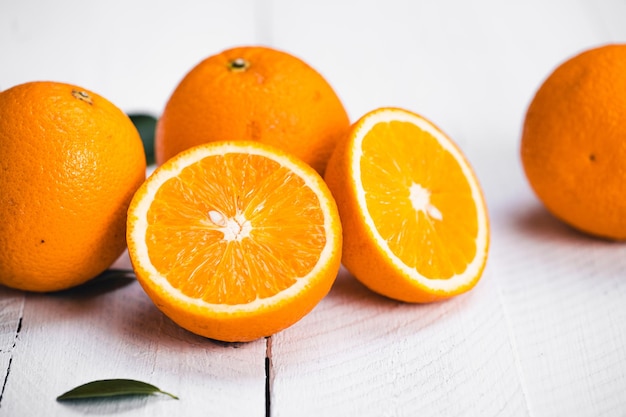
[36,276,249,352]
[57,393,175,415]
[315,264,479,341]
[510,201,582,240]
[505,198,624,246]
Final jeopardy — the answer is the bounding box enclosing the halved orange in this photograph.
[127,141,342,342]
[324,107,489,303]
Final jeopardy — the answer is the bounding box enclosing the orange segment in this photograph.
[127,141,342,342]
[361,120,478,278]
[324,107,489,303]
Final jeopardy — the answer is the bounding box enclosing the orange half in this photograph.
[127,141,342,342]
[324,107,489,302]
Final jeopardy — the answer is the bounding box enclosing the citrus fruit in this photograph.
[126,141,342,342]
[521,44,626,240]
[155,45,350,174]
[0,81,146,292]
[324,107,490,303]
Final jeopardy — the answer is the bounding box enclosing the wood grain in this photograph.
[0,264,266,416]
[492,191,626,416]
[0,288,24,409]
[270,268,530,416]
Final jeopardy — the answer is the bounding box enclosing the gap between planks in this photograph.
[265,336,272,417]
[0,297,25,410]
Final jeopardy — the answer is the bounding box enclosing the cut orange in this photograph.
[127,141,342,342]
[324,107,489,303]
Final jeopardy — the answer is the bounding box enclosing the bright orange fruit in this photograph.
[324,107,489,303]
[0,81,146,292]
[127,141,342,342]
[155,45,350,174]
[521,44,626,240]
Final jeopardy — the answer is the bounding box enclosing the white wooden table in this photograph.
[1,1,626,416]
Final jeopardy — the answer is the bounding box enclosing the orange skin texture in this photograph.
[155,45,350,174]
[324,108,489,303]
[0,81,146,292]
[521,44,626,240]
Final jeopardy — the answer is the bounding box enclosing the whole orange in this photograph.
[0,81,146,292]
[521,44,626,240]
[155,45,350,174]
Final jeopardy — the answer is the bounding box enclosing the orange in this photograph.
[126,141,342,342]
[324,107,489,303]
[155,45,350,174]
[521,44,626,240]
[0,81,146,292]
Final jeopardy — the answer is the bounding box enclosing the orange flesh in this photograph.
[361,121,478,279]
[145,153,327,305]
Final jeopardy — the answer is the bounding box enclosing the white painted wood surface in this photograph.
[1,1,626,416]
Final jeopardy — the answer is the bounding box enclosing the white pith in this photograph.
[208,210,252,241]
[409,183,443,221]
[352,110,489,291]
[128,143,338,313]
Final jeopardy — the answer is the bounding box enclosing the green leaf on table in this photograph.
[56,379,178,401]
[128,113,157,165]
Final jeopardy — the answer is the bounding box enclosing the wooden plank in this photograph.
[471,139,626,417]
[269,267,530,416]
[490,186,626,416]
[268,140,626,416]
[4,253,267,417]
[0,253,267,416]
[0,288,24,409]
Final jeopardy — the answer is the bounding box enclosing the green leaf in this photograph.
[56,379,178,401]
[128,113,157,165]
